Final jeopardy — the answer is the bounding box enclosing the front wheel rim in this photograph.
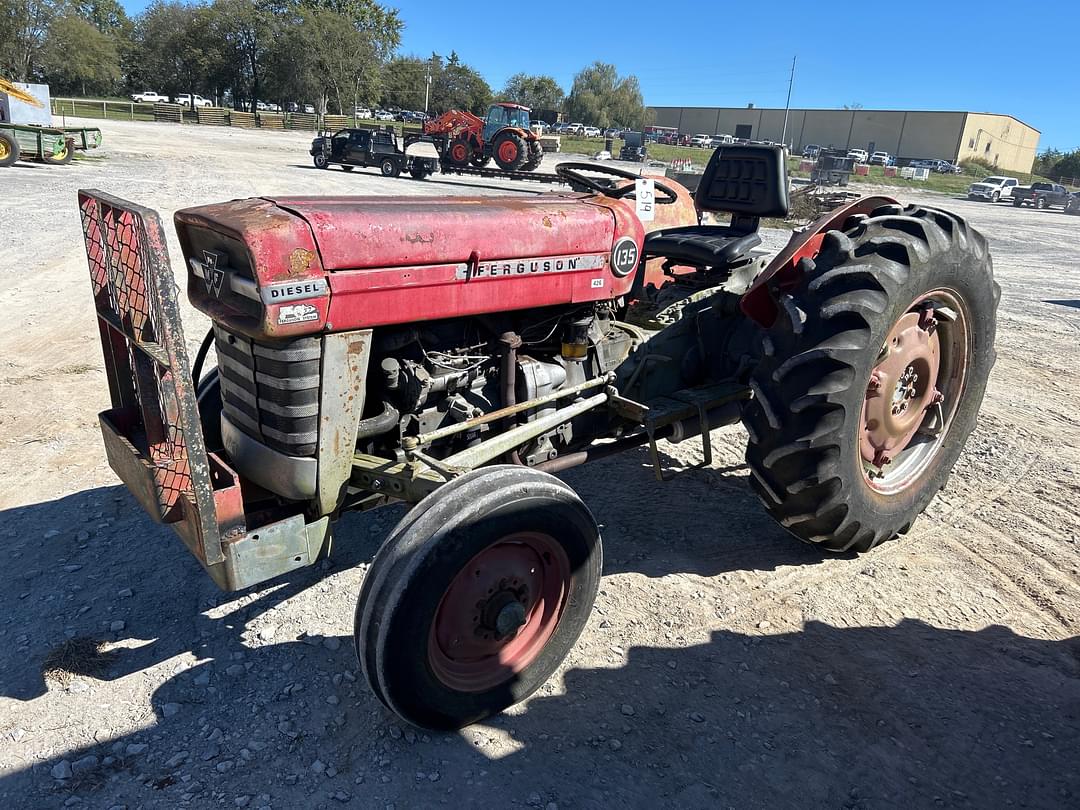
[861,289,970,495]
[427,532,571,692]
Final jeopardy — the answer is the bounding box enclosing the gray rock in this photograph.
[326,695,340,706]
[258,625,277,641]
[208,727,224,743]
[110,620,126,632]
[311,758,326,774]
[63,565,83,573]
[164,751,188,768]
[215,759,235,773]
[193,670,211,686]
[71,754,99,775]
[608,739,622,751]
[620,704,635,716]
[117,588,133,598]
[235,796,251,807]
[162,702,181,718]
[332,792,351,803]
[323,637,342,652]
[51,759,73,779]
[44,529,61,539]
[226,664,245,677]
[125,743,148,756]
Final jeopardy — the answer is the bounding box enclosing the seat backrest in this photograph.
[695,144,790,220]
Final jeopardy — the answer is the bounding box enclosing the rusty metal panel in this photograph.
[317,330,373,516]
[78,189,224,565]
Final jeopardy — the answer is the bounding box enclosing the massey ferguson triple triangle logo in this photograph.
[202,250,225,297]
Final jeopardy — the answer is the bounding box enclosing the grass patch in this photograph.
[42,637,118,686]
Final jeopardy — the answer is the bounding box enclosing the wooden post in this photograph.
[102,100,107,118]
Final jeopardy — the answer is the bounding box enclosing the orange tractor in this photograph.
[423,102,545,172]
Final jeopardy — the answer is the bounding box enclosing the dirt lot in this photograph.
[1,119,1078,810]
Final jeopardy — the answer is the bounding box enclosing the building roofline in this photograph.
[645,106,1041,133]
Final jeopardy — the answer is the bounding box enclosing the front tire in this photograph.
[43,139,72,165]
[380,157,400,177]
[991,191,1000,203]
[743,204,998,552]
[313,153,329,169]
[355,466,602,729]
[1036,196,1048,210]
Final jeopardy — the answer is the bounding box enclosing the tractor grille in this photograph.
[214,325,321,457]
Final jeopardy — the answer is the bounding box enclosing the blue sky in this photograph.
[121,0,1076,150]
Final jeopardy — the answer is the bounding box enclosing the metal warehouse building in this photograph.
[647,106,1041,174]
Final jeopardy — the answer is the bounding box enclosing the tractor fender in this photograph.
[739,194,898,328]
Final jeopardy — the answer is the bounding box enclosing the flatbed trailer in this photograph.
[0,123,68,166]
[436,160,567,185]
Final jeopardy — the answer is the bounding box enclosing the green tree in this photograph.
[72,0,130,33]
[379,54,427,111]
[0,0,58,81]
[564,62,646,129]
[499,72,564,113]
[430,51,490,114]
[41,11,120,95]
[267,5,381,114]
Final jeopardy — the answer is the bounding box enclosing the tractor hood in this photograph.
[267,194,617,270]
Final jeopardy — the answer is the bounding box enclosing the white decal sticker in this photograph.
[278,303,320,325]
[591,278,604,288]
[635,177,655,222]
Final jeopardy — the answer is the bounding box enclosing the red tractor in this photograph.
[423,102,544,171]
[78,145,998,730]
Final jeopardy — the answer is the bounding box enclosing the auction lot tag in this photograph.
[635,177,655,222]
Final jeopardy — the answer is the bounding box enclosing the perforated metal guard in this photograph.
[79,189,224,565]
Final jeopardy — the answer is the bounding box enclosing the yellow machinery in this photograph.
[0,77,44,108]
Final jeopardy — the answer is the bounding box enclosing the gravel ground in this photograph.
[1,119,1078,810]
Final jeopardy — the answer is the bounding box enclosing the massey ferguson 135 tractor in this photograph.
[78,145,997,729]
[423,102,544,171]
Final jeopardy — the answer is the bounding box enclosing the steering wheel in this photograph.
[555,162,679,205]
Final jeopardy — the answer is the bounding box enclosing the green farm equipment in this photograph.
[0,123,100,167]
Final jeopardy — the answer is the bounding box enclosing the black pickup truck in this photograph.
[1011,181,1071,209]
[310,127,437,179]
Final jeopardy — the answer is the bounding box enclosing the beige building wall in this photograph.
[646,106,1040,173]
[958,113,1039,174]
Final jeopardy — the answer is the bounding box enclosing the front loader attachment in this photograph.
[78,190,328,590]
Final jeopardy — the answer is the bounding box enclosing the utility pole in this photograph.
[781,55,796,148]
[424,71,431,113]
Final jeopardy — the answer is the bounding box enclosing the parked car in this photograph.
[967,176,1019,202]
[553,122,569,134]
[582,126,601,137]
[712,134,734,146]
[130,91,167,103]
[802,143,822,158]
[847,148,869,164]
[175,94,212,108]
[566,123,585,135]
[603,127,621,138]
[1011,181,1071,209]
[868,151,891,166]
[374,110,395,121]
[690,134,713,148]
[303,104,315,114]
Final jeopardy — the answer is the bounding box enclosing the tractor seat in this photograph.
[643,144,790,270]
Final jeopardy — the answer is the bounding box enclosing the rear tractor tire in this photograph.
[354,466,602,729]
[492,131,527,171]
[522,142,544,172]
[0,132,18,167]
[743,204,999,553]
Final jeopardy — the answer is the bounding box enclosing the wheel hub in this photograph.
[428,532,570,692]
[862,305,941,469]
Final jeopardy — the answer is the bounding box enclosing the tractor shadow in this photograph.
[5,608,1078,808]
[0,434,811,704]
[1045,299,1080,310]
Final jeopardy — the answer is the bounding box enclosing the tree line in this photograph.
[1033,148,1080,181]
[0,0,648,126]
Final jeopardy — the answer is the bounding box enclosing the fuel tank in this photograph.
[175,192,649,340]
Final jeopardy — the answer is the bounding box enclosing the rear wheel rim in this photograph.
[861,289,970,495]
[0,141,9,160]
[450,141,468,163]
[428,532,571,692]
[498,139,519,164]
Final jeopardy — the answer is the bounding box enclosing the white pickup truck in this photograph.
[130,91,168,103]
[967,175,1019,203]
[847,148,869,164]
